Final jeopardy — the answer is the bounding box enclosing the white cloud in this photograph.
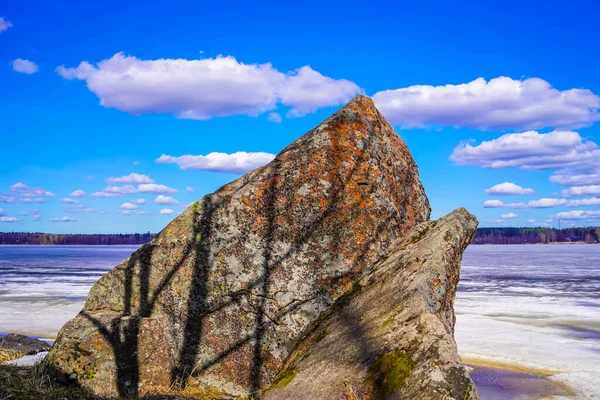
[372,77,600,130]
[120,202,138,210]
[154,195,178,205]
[104,185,138,195]
[61,197,79,204]
[56,53,361,120]
[492,212,519,223]
[137,183,177,193]
[10,59,39,74]
[528,219,536,223]
[268,112,282,123]
[561,185,600,197]
[451,130,600,171]
[132,198,145,204]
[70,190,86,197]
[486,197,600,209]
[50,216,76,222]
[157,151,275,174]
[0,196,44,204]
[160,208,174,215]
[483,200,526,209]
[133,161,140,165]
[186,186,194,193]
[278,66,363,117]
[485,182,535,196]
[120,210,132,216]
[30,209,42,221]
[90,191,121,198]
[92,183,176,197]
[136,211,153,215]
[20,210,43,221]
[556,210,600,220]
[565,197,600,207]
[65,205,106,214]
[549,169,600,186]
[106,173,154,184]
[10,182,55,197]
[0,208,5,216]
[0,17,12,33]
[0,217,17,223]
[527,198,567,208]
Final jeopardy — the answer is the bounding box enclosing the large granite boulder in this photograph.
[47,95,432,398]
[264,208,478,400]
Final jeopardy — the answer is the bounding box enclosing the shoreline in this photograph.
[464,358,577,398]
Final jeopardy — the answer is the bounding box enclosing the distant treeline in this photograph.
[473,227,600,244]
[0,232,155,245]
[1,228,600,245]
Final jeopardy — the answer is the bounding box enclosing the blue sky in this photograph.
[2,0,600,233]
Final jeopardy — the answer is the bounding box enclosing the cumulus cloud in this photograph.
[106,173,154,184]
[10,182,55,197]
[0,217,18,223]
[186,186,194,193]
[30,209,42,221]
[61,197,79,204]
[549,169,600,186]
[561,185,600,197]
[65,205,106,214]
[120,210,132,216]
[157,151,275,174]
[90,191,121,198]
[556,210,600,220]
[279,66,363,117]
[485,197,600,209]
[483,200,526,209]
[0,17,12,33]
[120,202,138,210]
[160,208,174,215]
[451,130,600,171]
[485,182,535,196]
[0,196,44,204]
[70,190,86,197]
[372,77,600,130]
[92,183,176,197]
[138,184,177,193]
[154,195,178,205]
[528,219,536,223]
[132,198,145,204]
[492,213,519,223]
[50,216,76,222]
[527,198,567,208]
[268,112,282,123]
[56,53,361,120]
[10,59,39,74]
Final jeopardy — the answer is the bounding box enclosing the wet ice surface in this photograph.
[0,245,139,337]
[456,244,600,399]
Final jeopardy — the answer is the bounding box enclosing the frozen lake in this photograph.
[0,244,598,398]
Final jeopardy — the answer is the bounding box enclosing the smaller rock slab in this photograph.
[0,333,50,355]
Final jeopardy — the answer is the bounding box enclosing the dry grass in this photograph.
[0,348,24,364]
[0,363,239,399]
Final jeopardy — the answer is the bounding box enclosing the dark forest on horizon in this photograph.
[1,227,600,245]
